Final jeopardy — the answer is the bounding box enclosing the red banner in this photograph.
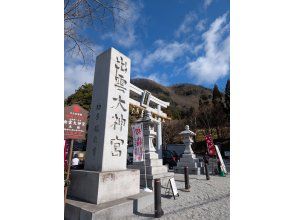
[205,134,216,156]
[131,123,144,162]
[64,140,70,170]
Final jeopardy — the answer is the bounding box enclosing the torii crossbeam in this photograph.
[129,83,170,120]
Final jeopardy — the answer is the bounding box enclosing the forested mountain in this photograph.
[130,78,215,120]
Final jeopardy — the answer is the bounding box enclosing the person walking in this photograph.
[203,153,210,180]
[71,154,79,169]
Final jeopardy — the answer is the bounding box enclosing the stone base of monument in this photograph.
[68,169,140,204]
[128,158,174,190]
[65,190,153,220]
[174,154,205,175]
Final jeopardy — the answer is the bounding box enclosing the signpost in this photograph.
[64,104,88,140]
[64,104,88,205]
[165,177,179,199]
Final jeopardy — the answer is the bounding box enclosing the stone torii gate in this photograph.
[129,83,170,158]
[128,85,174,190]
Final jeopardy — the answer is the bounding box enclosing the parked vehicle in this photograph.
[127,153,133,165]
[162,150,177,169]
[171,150,180,162]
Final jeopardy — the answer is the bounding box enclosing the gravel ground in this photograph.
[129,173,230,220]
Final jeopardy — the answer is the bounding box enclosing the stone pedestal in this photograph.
[128,110,174,189]
[65,190,154,220]
[174,125,205,175]
[68,169,140,204]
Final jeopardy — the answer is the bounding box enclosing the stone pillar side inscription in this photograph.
[85,48,131,172]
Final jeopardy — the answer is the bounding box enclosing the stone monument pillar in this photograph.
[68,48,140,204]
[174,125,204,175]
[128,110,174,189]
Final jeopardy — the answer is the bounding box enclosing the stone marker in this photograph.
[85,48,130,171]
[174,125,205,175]
[68,48,140,204]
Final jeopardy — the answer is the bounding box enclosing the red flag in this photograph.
[205,134,216,156]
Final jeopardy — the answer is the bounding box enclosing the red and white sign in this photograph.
[131,123,144,162]
[205,134,216,156]
[64,104,88,140]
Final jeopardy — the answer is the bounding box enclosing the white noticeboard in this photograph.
[131,123,144,162]
[215,145,227,174]
[168,178,179,199]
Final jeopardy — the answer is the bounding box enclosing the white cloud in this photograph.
[175,12,197,38]
[133,72,169,85]
[203,0,213,9]
[64,45,104,97]
[193,44,203,55]
[128,50,143,66]
[64,64,94,97]
[103,0,143,48]
[143,41,189,69]
[187,13,230,84]
[128,49,143,77]
[196,19,206,32]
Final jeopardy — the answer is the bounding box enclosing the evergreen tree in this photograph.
[225,79,230,114]
[65,83,93,111]
[212,84,222,101]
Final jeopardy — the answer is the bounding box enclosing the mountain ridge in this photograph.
[130,78,217,119]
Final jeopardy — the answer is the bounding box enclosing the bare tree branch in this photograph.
[64,0,127,64]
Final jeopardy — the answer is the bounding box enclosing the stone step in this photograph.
[174,166,205,175]
[176,161,198,168]
[65,190,153,220]
[128,164,168,175]
[179,157,199,163]
[143,165,168,175]
[129,159,163,167]
[138,172,175,189]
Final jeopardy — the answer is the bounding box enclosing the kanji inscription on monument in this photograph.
[85,48,131,171]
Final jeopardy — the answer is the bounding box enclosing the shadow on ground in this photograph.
[133,211,154,218]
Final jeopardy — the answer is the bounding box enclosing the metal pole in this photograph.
[154,178,164,218]
[64,139,74,205]
[184,166,190,191]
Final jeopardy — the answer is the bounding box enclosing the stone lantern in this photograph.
[179,125,196,157]
[142,110,158,159]
[174,125,205,175]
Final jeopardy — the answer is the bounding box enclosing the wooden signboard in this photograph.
[64,104,88,205]
[64,104,88,140]
[165,177,179,199]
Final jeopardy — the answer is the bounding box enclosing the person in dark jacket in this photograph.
[203,153,210,180]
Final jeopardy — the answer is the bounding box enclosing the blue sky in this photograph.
[64,0,230,97]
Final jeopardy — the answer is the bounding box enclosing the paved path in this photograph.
[130,174,230,220]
